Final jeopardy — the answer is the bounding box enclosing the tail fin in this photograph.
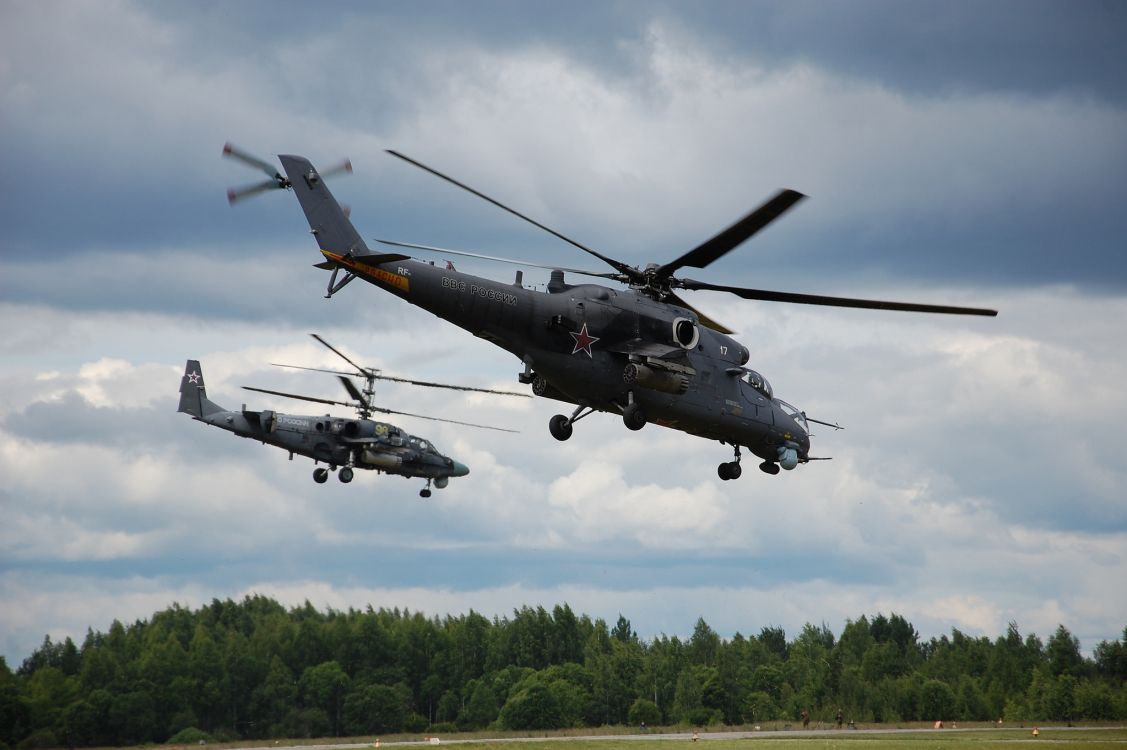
[279,155,370,255]
[178,360,225,417]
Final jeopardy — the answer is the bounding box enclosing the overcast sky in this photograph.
[2,0,1126,666]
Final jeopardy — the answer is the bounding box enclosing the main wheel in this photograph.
[549,414,573,441]
[339,467,354,483]
[759,461,780,476]
[728,462,742,480]
[623,403,647,431]
[420,488,432,498]
[717,463,732,481]
[313,468,329,484]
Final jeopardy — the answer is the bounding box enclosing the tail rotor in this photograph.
[223,142,351,206]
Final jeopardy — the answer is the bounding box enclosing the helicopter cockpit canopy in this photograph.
[776,399,809,435]
[409,436,435,454]
[745,370,773,400]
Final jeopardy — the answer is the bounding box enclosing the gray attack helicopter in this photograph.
[224,144,996,480]
[177,333,527,496]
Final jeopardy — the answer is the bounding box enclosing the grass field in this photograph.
[192,727,1127,750]
[439,730,1127,750]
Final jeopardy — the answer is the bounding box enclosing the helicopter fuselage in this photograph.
[195,406,468,480]
[178,358,469,492]
[318,250,811,467]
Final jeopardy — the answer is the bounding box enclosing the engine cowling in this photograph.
[344,420,378,439]
[672,317,699,349]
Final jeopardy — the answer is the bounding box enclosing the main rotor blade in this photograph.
[665,291,735,334]
[222,142,280,178]
[375,239,624,281]
[271,363,357,378]
[242,386,354,409]
[337,376,369,409]
[371,405,519,433]
[385,150,640,280]
[310,334,368,376]
[678,279,998,316]
[371,372,531,398]
[657,189,806,280]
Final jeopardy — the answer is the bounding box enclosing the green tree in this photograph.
[627,697,661,727]
[342,682,408,735]
[1093,627,1127,684]
[499,683,563,729]
[758,626,788,662]
[687,619,720,666]
[1073,680,1117,720]
[0,657,30,746]
[672,666,703,722]
[1044,675,1076,721]
[744,690,778,723]
[612,615,636,644]
[252,655,297,735]
[300,661,350,736]
[1047,625,1084,678]
[919,679,956,720]
[460,679,499,729]
[108,688,158,744]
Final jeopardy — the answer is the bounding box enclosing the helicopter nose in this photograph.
[451,461,470,477]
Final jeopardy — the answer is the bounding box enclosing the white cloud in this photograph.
[2,1,1125,670]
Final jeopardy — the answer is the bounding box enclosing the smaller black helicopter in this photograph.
[177,334,527,497]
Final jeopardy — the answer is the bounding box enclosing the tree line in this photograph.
[3,595,1125,748]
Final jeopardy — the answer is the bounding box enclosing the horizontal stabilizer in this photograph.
[351,252,410,268]
[314,253,410,271]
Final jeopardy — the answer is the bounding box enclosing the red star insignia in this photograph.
[186,371,201,384]
[569,322,600,357]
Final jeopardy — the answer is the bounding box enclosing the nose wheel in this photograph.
[420,478,433,498]
[717,444,743,481]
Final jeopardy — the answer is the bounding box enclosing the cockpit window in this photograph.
[746,370,772,399]
[777,399,809,434]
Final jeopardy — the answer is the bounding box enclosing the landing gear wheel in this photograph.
[313,468,329,484]
[623,403,647,431]
[717,461,742,480]
[549,414,573,441]
[420,488,432,498]
[339,467,354,483]
[759,461,780,476]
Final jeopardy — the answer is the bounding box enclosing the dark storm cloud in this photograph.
[2,0,1125,296]
[149,0,1127,105]
[0,246,414,324]
[677,0,1127,105]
